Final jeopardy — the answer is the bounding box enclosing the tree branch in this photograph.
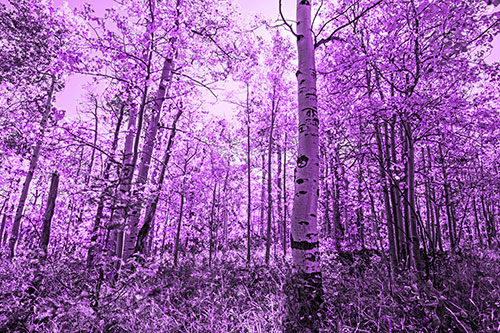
[314,0,383,49]
[279,0,298,38]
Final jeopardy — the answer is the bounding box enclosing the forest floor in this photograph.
[0,246,499,332]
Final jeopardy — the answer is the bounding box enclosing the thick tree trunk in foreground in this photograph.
[9,76,56,258]
[40,172,59,257]
[286,0,323,330]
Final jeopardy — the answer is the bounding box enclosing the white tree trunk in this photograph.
[9,76,56,258]
[123,57,174,262]
[291,0,321,277]
[286,1,323,330]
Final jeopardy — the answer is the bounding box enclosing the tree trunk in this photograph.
[123,57,175,263]
[390,115,404,262]
[375,122,397,270]
[401,124,411,267]
[9,76,56,258]
[40,172,59,257]
[331,157,343,250]
[135,107,182,255]
[0,210,6,249]
[87,100,99,183]
[265,96,276,265]
[246,83,252,264]
[406,121,422,273]
[473,196,483,246]
[0,181,14,251]
[111,104,137,267]
[323,166,332,237]
[260,153,266,239]
[283,133,288,257]
[222,169,230,250]
[173,193,185,267]
[356,128,365,249]
[277,146,283,245]
[209,184,217,269]
[287,0,323,330]
[87,103,124,267]
[439,143,456,250]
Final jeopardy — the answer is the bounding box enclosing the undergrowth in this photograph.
[0,247,499,332]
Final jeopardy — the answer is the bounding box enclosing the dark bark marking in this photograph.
[304,252,319,262]
[297,178,305,184]
[304,108,318,118]
[291,234,318,250]
[297,155,309,168]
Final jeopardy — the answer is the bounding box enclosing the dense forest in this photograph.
[1,0,500,331]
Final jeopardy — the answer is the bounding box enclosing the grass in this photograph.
[0,246,499,332]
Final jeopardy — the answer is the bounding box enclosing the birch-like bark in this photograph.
[287,0,322,329]
[265,97,276,265]
[87,103,124,267]
[111,105,137,263]
[173,193,185,267]
[292,0,321,276]
[406,122,422,272]
[390,116,404,260]
[9,76,56,258]
[123,57,175,262]
[40,172,59,257]
[0,209,7,249]
[0,181,14,250]
[135,107,182,255]
[222,168,230,250]
[283,134,288,257]
[375,122,397,269]
[209,184,217,269]
[246,83,252,264]
[260,154,266,238]
[277,146,283,244]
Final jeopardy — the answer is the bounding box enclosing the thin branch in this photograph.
[279,0,298,38]
[171,71,218,99]
[312,0,324,29]
[314,0,362,41]
[315,0,383,49]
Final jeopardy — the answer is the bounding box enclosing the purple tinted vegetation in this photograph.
[0,0,499,332]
